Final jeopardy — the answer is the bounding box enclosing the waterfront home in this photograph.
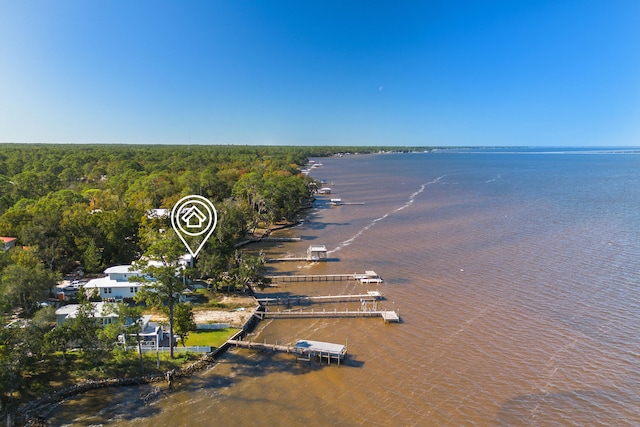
[306,245,328,261]
[55,303,166,347]
[83,255,193,302]
[83,265,149,302]
[55,302,120,326]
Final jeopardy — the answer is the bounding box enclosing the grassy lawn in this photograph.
[184,329,239,347]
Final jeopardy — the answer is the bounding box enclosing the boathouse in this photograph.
[306,245,328,261]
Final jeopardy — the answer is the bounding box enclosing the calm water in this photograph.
[51,149,640,426]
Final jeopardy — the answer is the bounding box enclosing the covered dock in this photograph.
[228,338,347,365]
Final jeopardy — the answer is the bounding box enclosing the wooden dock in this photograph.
[266,273,354,281]
[228,338,347,365]
[256,291,382,306]
[254,307,400,323]
[265,257,309,262]
[266,271,382,283]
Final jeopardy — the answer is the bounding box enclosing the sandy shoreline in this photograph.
[149,295,257,328]
[192,307,255,327]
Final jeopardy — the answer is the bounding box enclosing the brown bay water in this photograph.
[51,149,640,426]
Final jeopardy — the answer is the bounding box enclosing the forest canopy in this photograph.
[0,143,430,278]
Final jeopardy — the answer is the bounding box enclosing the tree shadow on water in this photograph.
[47,384,164,426]
[186,347,365,389]
[49,350,366,425]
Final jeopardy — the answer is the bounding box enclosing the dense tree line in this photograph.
[0,144,320,276]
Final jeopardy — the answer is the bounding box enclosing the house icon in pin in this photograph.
[181,206,207,228]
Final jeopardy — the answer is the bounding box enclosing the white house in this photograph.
[84,257,193,302]
[83,265,148,302]
[55,303,166,348]
[55,302,121,326]
[135,315,166,349]
[146,208,169,219]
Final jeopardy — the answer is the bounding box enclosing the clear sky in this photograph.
[1,0,638,146]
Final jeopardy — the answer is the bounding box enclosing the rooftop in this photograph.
[295,339,346,357]
[56,302,120,319]
[104,265,141,274]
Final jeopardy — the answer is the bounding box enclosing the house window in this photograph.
[130,287,135,293]
[105,287,112,294]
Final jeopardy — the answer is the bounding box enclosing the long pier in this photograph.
[254,307,400,323]
[260,237,301,242]
[267,273,355,282]
[266,272,382,283]
[256,291,382,306]
[265,257,309,262]
[228,338,347,365]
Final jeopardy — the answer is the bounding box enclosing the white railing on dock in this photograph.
[266,274,356,282]
[134,346,212,353]
[256,292,382,306]
[266,272,382,283]
[254,308,400,323]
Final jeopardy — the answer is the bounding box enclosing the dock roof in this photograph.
[295,339,346,356]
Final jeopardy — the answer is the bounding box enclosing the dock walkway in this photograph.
[266,271,382,283]
[254,307,400,323]
[256,291,382,306]
[260,237,301,242]
[266,273,355,282]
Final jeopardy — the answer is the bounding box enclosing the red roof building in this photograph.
[1,237,17,252]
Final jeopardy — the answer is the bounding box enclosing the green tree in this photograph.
[0,250,59,316]
[235,252,268,293]
[1,308,55,419]
[134,233,186,358]
[174,303,196,347]
[0,322,26,422]
[65,295,101,357]
[44,322,73,363]
[83,239,103,273]
[96,302,145,371]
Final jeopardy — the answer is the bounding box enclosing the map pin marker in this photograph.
[171,195,218,258]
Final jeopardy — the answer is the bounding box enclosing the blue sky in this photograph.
[1,1,638,146]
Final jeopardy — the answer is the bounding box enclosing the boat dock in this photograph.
[254,306,400,323]
[266,271,382,283]
[256,291,382,306]
[228,338,347,365]
[265,257,309,262]
[260,237,301,242]
[267,273,356,282]
[329,198,365,206]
